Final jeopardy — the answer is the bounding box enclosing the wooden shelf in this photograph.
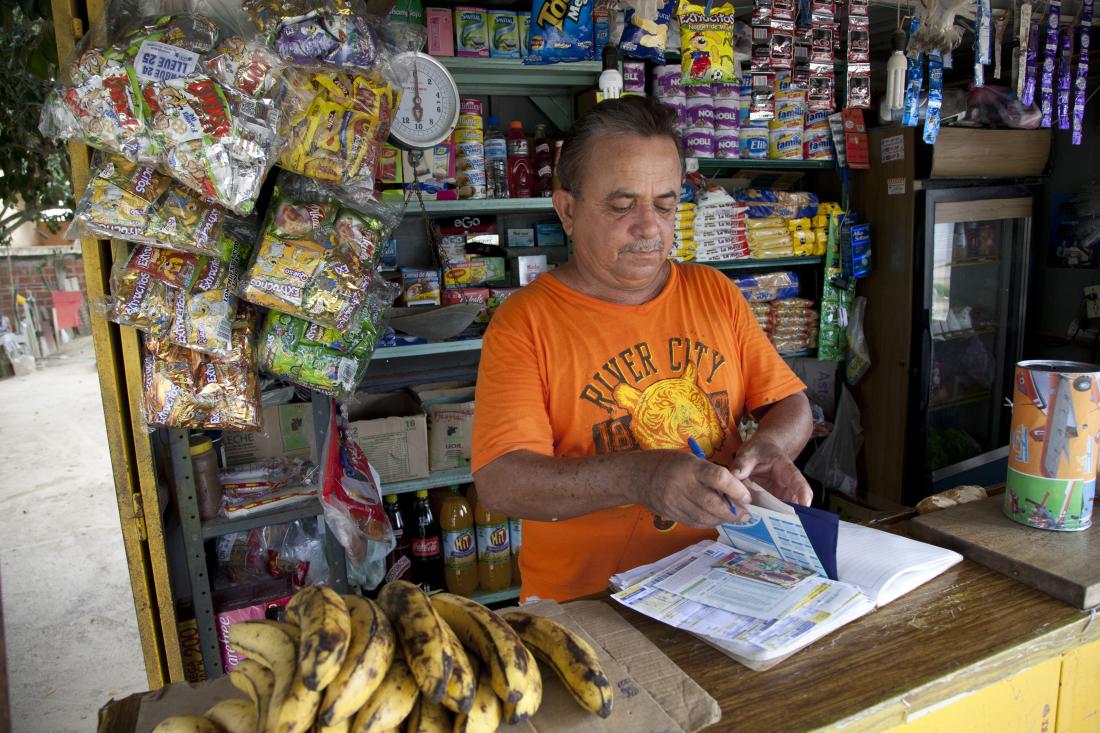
[381,468,474,496]
[696,256,824,271]
[374,339,483,359]
[437,57,600,95]
[412,198,557,216]
[693,158,835,173]
[467,586,521,605]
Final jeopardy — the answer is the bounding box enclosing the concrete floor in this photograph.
[0,336,147,732]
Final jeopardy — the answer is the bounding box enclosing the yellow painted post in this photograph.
[890,655,1061,732]
[48,0,185,687]
[1057,637,1100,732]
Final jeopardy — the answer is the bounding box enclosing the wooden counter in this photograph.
[606,559,1100,732]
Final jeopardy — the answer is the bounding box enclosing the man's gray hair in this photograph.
[556,96,685,197]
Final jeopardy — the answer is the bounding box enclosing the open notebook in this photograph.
[611,520,963,670]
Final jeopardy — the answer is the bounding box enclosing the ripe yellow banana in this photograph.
[439,621,475,714]
[319,596,396,726]
[351,657,419,733]
[501,611,613,719]
[315,717,350,733]
[229,659,275,733]
[150,716,222,733]
[205,698,258,733]
[452,669,501,733]
[274,676,322,733]
[405,694,452,732]
[377,581,454,704]
[429,594,541,724]
[227,620,298,733]
[286,586,352,692]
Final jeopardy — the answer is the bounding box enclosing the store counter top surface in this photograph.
[601,556,1098,731]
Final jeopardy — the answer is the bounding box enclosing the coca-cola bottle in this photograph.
[383,494,412,583]
[410,489,445,592]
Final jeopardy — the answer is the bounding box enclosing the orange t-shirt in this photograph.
[471,263,806,602]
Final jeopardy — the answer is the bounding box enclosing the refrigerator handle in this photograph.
[918,311,932,413]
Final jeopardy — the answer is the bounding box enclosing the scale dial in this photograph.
[388,52,460,150]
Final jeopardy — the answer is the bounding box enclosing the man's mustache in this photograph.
[618,239,664,254]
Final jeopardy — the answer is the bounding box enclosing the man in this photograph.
[471,96,813,602]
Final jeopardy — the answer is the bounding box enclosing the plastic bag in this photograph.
[804,386,862,496]
[39,12,294,214]
[140,309,262,430]
[619,0,677,63]
[257,277,399,397]
[219,459,319,517]
[242,0,393,71]
[99,232,250,356]
[526,0,595,64]
[275,517,330,587]
[845,295,870,385]
[317,403,394,589]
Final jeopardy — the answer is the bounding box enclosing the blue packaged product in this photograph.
[731,271,800,301]
[535,221,566,246]
[740,128,769,159]
[518,12,532,56]
[526,0,595,64]
[489,11,521,58]
[619,0,677,63]
[736,189,819,219]
[594,6,610,50]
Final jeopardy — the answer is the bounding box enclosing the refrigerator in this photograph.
[853,127,1033,506]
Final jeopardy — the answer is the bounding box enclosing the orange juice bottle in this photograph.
[508,517,522,584]
[471,485,512,592]
[440,486,478,595]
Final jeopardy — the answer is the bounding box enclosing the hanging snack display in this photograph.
[1040,0,1061,127]
[1072,0,1093,145]
[41,14,294,214]
[141,312,262,430]
[679,0,738,85]
[525,0,595,63]
[239,178,402,331]
[69,155,233,261]
[257,279,399,396]
[619,0,678,63]
[243,0,389,71]
[846,0,871,108]
[100,234,251,357]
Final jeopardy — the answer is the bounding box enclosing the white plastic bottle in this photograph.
[484,115,510,199]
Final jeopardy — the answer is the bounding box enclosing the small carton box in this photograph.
[454,6,489,57]
[441,287,491,323]
[401,267,442,306]
[347,392,430,483]
[507,227,536,247]
[427,7,455,56]
[411,385,476,472]
[536,221,566,247]
[222,403,315,466]
[516,254,548,285]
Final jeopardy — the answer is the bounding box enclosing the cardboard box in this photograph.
[426,7,455,55]
[222,403,315,466]
[427,400,475,471]
[347,392,430,483]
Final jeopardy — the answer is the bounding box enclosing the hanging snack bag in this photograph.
[619,0,677,63]
[678,0,738,86]
[258,278,399,397]
[242,0,389,72]
[526,0,595,64]
[69,155,232,261]
[141,311,262,431]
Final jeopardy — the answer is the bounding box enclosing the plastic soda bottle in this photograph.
[484,115,510,199]
[440,486,478,595]
[506,120,533,199]
[471,485,512,592]
[410,489,445,593]
[508,517,522,584]
[533,124,553,198]
[383,494,413,583]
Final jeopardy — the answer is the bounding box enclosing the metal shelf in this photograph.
[412,198,557,216]
[696,256,824,271]
[437,57,600,96]
[381,468,474,496]
[374,339,484,358]
[201,497,322,539]
[468,586,521,605]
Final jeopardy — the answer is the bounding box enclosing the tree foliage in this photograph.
[0,0,75,246]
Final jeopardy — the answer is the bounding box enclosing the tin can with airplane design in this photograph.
[1006,360,1100,531]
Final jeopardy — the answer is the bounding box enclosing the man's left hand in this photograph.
[731,439,813,506]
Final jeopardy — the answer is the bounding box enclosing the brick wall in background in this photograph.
[0,248,89,347]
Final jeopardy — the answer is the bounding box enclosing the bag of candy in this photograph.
[258,277,399,397]
[40,12,294,214]
[141,309,262,430]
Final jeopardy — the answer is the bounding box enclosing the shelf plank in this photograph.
[467,586,521,605]
[930,391,994,412]
[781,348,818,359]
[694,158,836,172]
[438,57,600,95]
[374,339,484,358]
[411,197,557,215]
[381,469,474,496]
[695,256,824,270]
[202,497,322,539]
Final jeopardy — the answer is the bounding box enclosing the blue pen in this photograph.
[687,437,738,517]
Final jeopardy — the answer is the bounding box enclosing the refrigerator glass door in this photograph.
[924,192,1031,475]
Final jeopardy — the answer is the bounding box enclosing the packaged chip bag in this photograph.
[70,155,233,260]
[40,14,292,215]
[526,0,595,64]
[258,278,399,397]
[100,232,252,357]
[141,310,262,430]
[678,0,738,86]
[242,0,396,72]
[619,0,678,63]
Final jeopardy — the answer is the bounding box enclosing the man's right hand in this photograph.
[635,450,751,528]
